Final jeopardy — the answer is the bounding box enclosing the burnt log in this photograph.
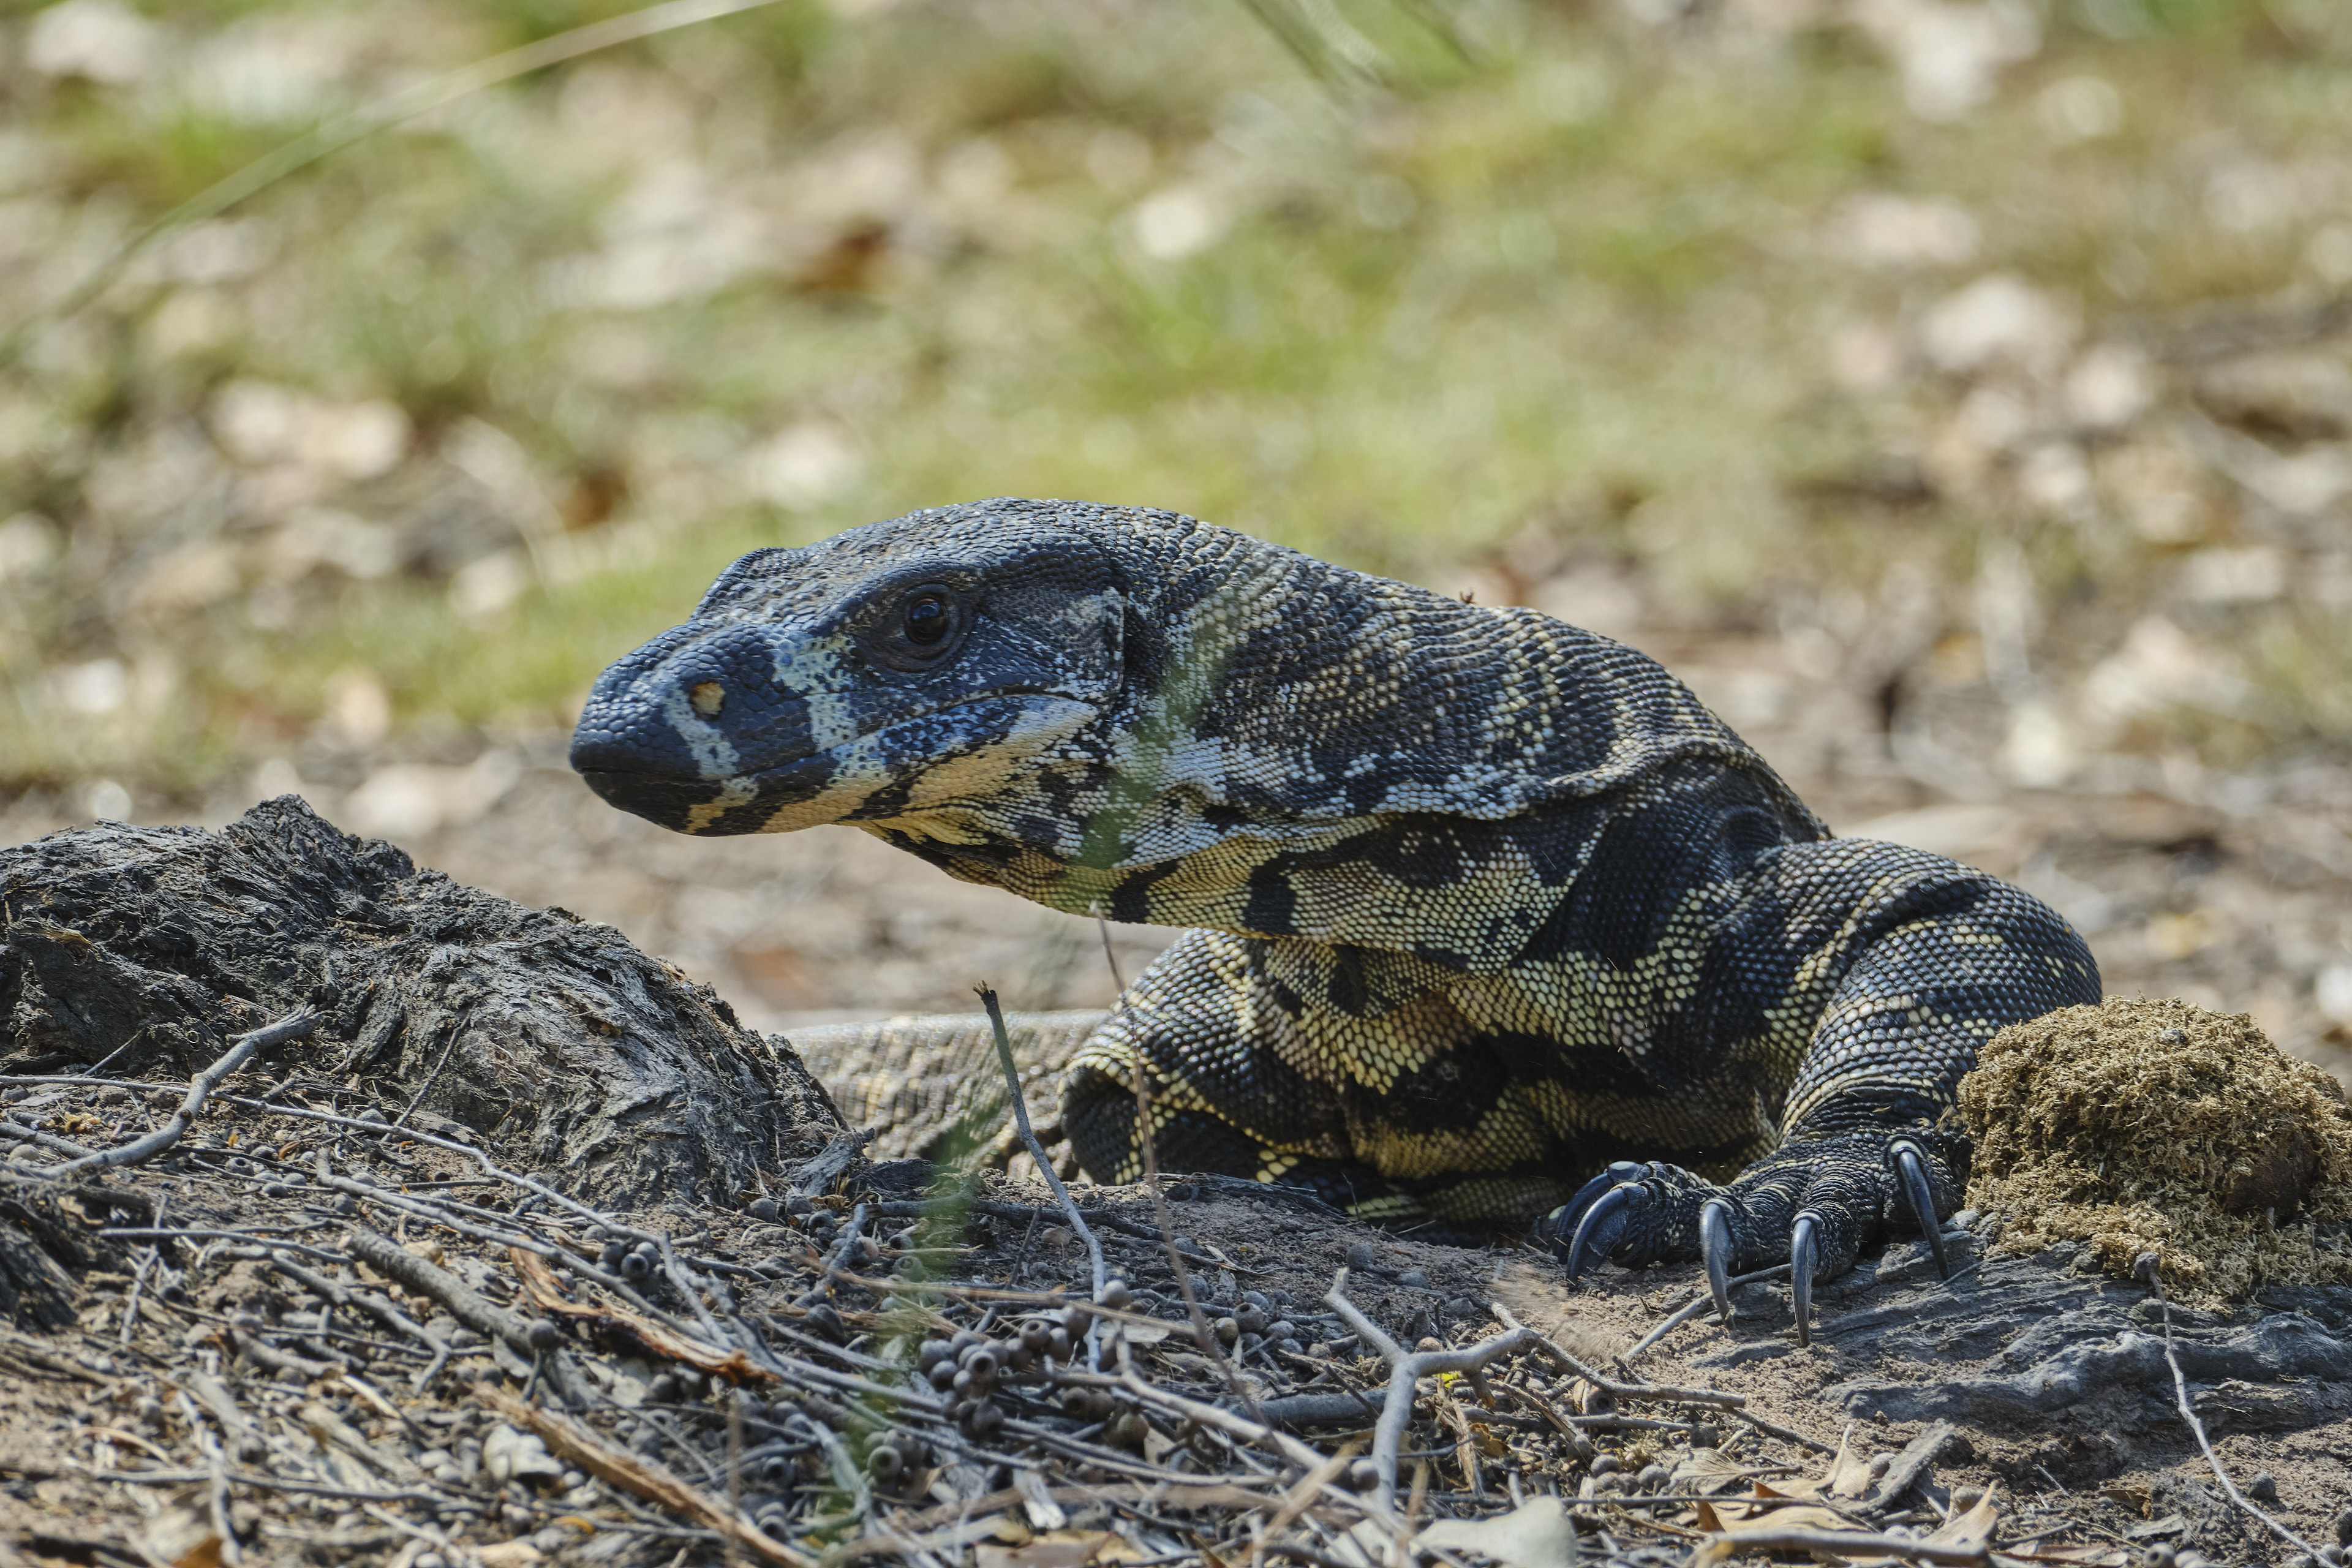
[0,795,842,1210]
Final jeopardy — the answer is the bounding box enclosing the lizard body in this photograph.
[571,499,2099,1305]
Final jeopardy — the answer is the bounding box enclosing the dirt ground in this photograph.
[1,1124,2342,1567]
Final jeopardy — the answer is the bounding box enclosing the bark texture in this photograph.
[0,796,842,1209]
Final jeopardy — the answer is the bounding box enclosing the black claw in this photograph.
[1790,1211,1818,1347]
[1700,1198,1736,1324]
[1564,1184,1634,1280]
[1558,1162,1644,1232]
[1890,1139,1952,1281]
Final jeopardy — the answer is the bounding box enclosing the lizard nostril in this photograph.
[688,680,725,718]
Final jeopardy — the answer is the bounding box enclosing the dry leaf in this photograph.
[1107,1319,1171,1347]
[509,1246,602,1317]
[1669,1447,1762,1496]
[1696,1500,1864,1538]
[1824,1430,1879,1500]
[1782,1425,1874,1501]
[975,1529,1114,1568]
[142,1504,222,1568]
[1420,1499,1580,1568]
[1926,1485,2002,1551]
[476,1544,545,1567]
[2002,1543,2128,1565]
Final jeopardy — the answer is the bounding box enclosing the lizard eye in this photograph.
[903,594,952,646]
[862,582,971,671]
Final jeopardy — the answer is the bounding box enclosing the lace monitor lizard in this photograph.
[570,497,2100,1332]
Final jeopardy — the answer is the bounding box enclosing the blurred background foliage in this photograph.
[1,0,2349,818]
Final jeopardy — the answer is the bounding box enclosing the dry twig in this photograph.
[2135,1252,2324,1560]
[979,984,1108,1310]
[1487,1302,1744,1409]
[1623,1264,1792,1359]
[1325,1268,1546,1509]
[1694,1526,1989,1564]
[46,1008,317,1177]
[479,1384,813,1567]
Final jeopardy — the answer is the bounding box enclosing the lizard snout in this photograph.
[568,624,812,831]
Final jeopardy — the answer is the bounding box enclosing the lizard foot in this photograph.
[1539,1126,1967,1344]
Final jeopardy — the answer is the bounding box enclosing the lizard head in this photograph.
[568,502,1123,836]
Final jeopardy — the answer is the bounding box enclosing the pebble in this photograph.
[1345,1242,1376,1269]
[2248,1471,2277,1502]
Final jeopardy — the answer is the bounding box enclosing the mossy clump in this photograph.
[1958,996,2352,1306]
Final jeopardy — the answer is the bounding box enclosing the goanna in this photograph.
[570,498,2100,1331]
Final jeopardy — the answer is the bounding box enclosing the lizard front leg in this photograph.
[1542,842,2099,1341]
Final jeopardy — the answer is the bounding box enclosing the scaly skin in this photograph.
[569,499,2099,1324]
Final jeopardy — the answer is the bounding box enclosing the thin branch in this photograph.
[344,1223,554,1360]
[1623,1264,1791,1361]
[978,986,1107,1315]
[1487,1302,1746,1408]
[1093,910,1128,993]
[1694,1527,1989,1565]
[100,1228,345,1262]
[1,1120,98,1161]
[1733,1410,1838,1456]
[47,1008,317,1177]
[262,1252,453,1390]
[222,1097,706,1335]
[1326,1269,1543,1510]
[2135,1253,2323,1559]
[479,1384,812,1567]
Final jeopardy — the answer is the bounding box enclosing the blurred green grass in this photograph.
[1,0,2346,804]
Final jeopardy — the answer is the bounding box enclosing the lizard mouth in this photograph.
[575,692,1098,837]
